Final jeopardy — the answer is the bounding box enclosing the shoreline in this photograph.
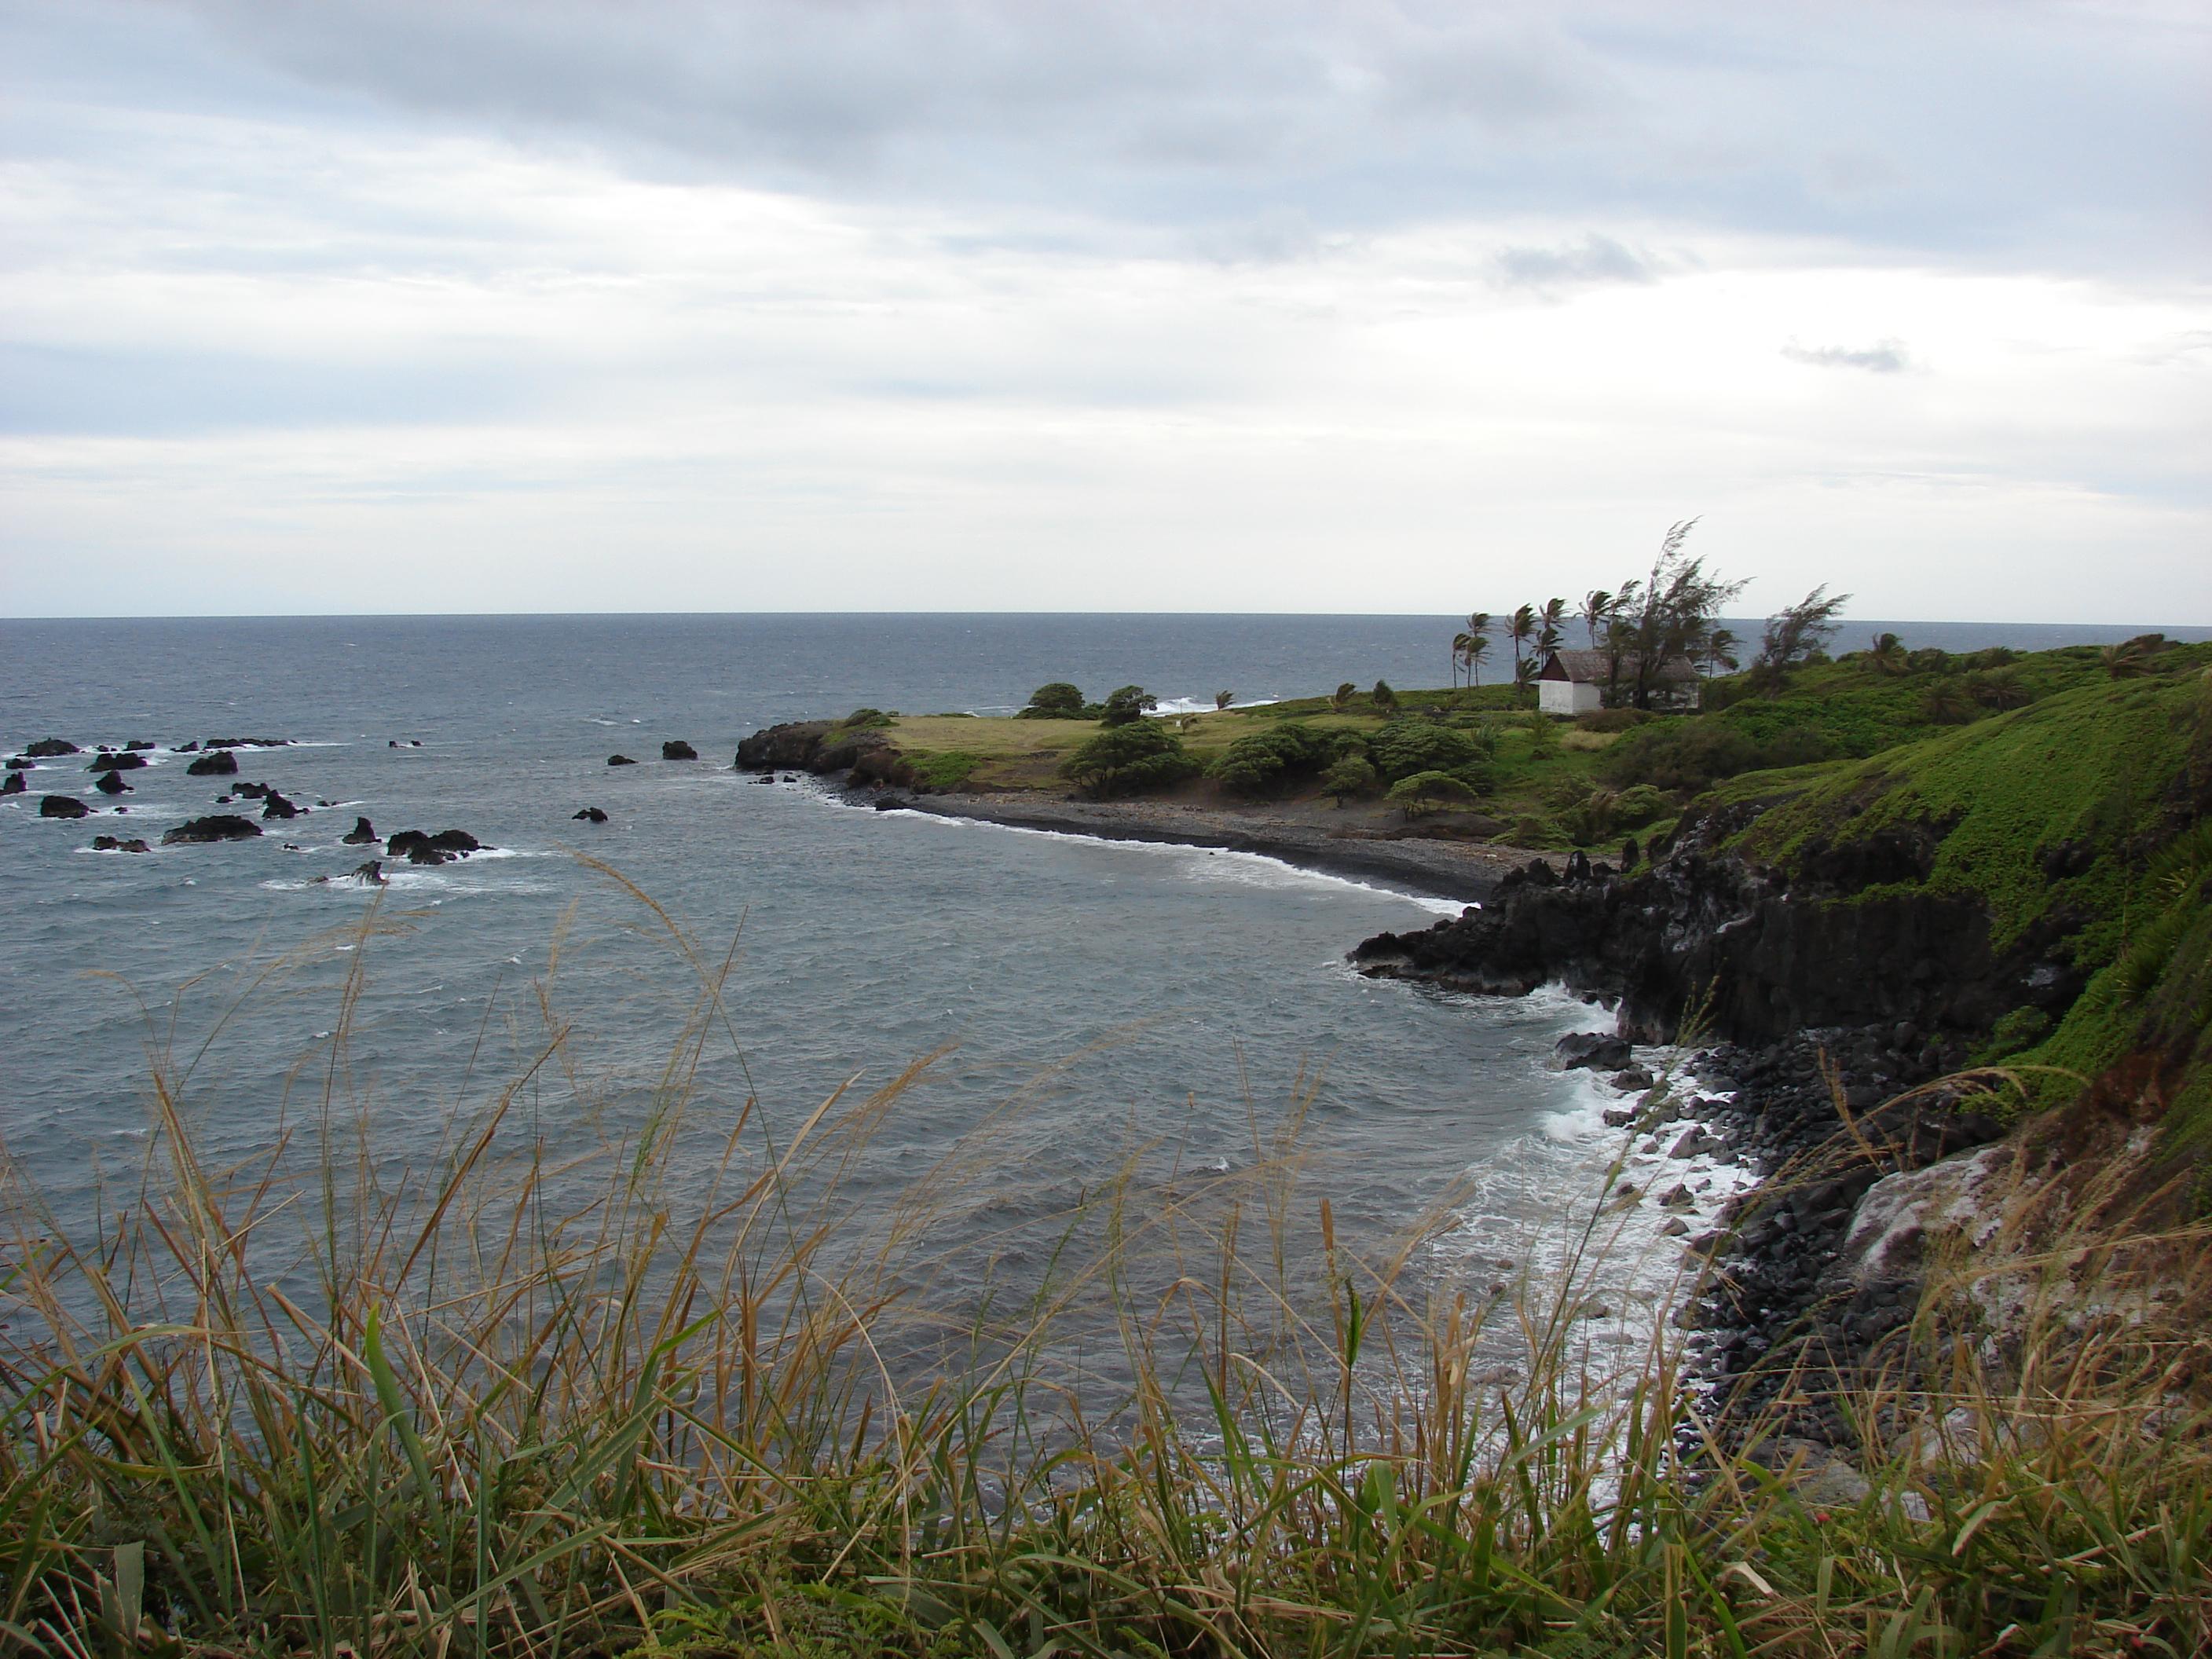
[882,790,1551,904]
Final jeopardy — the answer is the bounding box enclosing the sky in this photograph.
[1,0,2207,621]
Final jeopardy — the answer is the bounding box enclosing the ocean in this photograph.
[1,612,2199,1382]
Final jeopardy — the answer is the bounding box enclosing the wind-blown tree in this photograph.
[1458,633,1492,687]
[1537,598,1567,655]
[1098,685,1159,727]
[1867,632,1909,676]
[1214,690,1235,710]
[1580,590,1614,649]
[1330,682,1357,712]
[2100,641,2150,680]
[1452,613,1492,687]
[1514,655,1540,707]
[1372,679,1399,710]
[1020,682,1086,720]
[1756,585,1852,688]
[1610,518,1750,710]
[1507,604,1538,679]
[1703,627,1741,677]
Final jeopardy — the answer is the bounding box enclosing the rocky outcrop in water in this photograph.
[661,740,698,760]
[92,835,152,853]
[93,770,131,796]
[187,751,239,776]
[24,739,78,758]
[1,773,22,796]
[342,816,377,844]
[163,815,261,844]
[260,790,302,820]
[607,754,636,766]
[573,807,608,822]
[39,795,90,819]
[733,721,913,788]
[88,752,147,773]
[386,828,487,864]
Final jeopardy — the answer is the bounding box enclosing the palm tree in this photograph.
[1514,654,1540,707]
[1537,597,1566,655]
[1507,603,1538,679]
[1704,626,1741,676]
[1868,632,1909,676]
[1456,634,1492,687]
[1330,682,1357,712]
[1214,690,1235,710]
[2100,642,2149,680]
[1452,612,1492,687]
[1580,590,1613,649]
[1921,679,1975,724]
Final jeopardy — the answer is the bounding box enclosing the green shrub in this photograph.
[1208,723,1332,797]
[1601,721,1832,792]
[839,708,894,730]
[1099,685,1157,727]
[1576,708,1650,734]
[1369,717,1492,783]
[1060,720,1198,797]
[1984,1005,2053,1057]
[1388,770,1477,817]
[1019,683,1086,720]
[1610,784,1674,830]
[1320,755,1379,804]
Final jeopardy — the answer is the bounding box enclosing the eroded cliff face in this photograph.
[734,721,914,786]
[1351,800,2084,1049]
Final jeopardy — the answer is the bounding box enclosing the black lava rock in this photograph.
[1555,1032,1634,1071]
[162,815,262,844]
[88,752,148,773]
[342,816,377,844]
[573,807,609,822]
[607,754,637,766]
[24,739,79,758]
[186,751,239,776]
[661,740,698,760]
[39,795,90,819]
[93,770,131,796]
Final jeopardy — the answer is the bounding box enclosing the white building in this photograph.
[1536,649,1703,715]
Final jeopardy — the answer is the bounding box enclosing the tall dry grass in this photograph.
[0,881,2206,1657]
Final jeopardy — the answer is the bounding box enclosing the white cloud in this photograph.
[0,0,2207,619]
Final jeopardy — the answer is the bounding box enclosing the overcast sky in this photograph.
[2,1,2206,620]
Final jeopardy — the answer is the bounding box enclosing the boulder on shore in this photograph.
[186,751,239,776]
[162,815,261,844]
[93,770,131,796]
[607,753,636,766]
[24,738,79,758]
[661,739,698,760]
[342,816,377,844]
[40,795,90,819]
[1555,1032,1635,1071]
[573,807,608,822]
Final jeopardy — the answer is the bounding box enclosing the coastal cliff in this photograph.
[1353,666,2212,1442]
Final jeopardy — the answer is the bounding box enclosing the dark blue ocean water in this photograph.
[0,613,2200,1346]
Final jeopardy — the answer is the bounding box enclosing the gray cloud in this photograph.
[6,0,2184,278]
[1782,339,1914,373]
[1492,234,1654,291]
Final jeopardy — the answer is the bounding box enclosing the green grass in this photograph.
[2,877,2209,1656]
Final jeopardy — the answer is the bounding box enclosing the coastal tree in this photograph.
[1020,682,1087,720]
[1330,682,1357,712]
[1388,770,1478,819]
[1452,613,1492,687]
[1214,690,1235,710]
[1060,720,1198,797]
[1098,685,1158,727]
[1320,753,1379,804]
[1372,680,1398,709]
[1702,627,1742,678]
[2101,641,2150,680]
[1537,597,1567,655]
[1507,604,1538,679]
[1606,518,1750,710]
[1756,585,1851,686]
[1580,589,1614,649]
[1514,655,1540,706]
[1867,632,1909,676]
